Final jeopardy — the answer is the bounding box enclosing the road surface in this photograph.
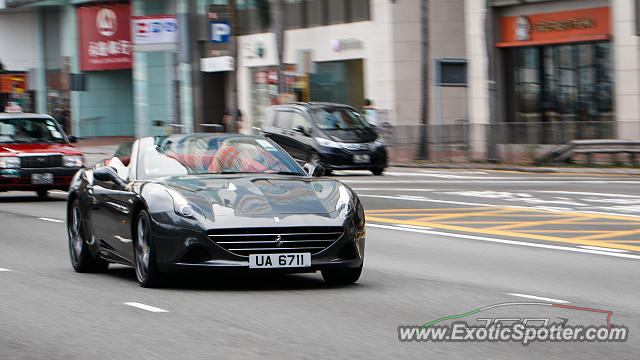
[1,167,638,359]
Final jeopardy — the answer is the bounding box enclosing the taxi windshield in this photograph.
[0,118,66,144]
[138,135,305,179]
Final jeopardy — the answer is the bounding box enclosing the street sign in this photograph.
[210,21,231,43]
[132,15,178,45]
[200,56,234,72]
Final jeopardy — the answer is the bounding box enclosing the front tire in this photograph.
[321,264,363,285]
[68,199,108,273]
[134,210,162,288]
[370,167,384,176]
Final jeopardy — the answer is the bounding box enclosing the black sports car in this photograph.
[67,133,365,287]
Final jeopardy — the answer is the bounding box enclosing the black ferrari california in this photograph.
[67,134,365,287]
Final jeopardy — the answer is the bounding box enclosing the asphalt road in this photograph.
[1,167,639,359]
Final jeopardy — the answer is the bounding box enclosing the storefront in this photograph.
[497,7,614,142]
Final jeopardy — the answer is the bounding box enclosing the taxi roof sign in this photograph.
[4,102,23,113]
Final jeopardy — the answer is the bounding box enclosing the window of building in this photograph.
[327,0,347,24]
[504,41,614,143]
[305,0,324,27]
[285,0,305,29]
[349,0,369,22]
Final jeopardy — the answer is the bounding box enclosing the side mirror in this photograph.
[93,166,125,186]
[68,136,78,143]
[294,125,309,137]
[303,162,324,177]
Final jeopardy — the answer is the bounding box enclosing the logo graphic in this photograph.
[210,21,232,43]
[515,15,531,41]
[275,235,283,247]
[398,302,629,345]
[96,8,117,37]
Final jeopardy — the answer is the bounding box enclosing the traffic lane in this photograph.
[1,203,637,358]
[0,191,67,221]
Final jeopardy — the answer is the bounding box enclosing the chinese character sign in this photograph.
[78,4,132,71]
[132,16,178,45]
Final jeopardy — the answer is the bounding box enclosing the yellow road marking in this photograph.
[484,217,587,231]
[366,206,640,252]
[570,229,640,241]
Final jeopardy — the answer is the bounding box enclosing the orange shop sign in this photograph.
[0,74,27,94]
[497,7,611,47]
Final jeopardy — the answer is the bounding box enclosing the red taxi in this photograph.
[0,111,83,198]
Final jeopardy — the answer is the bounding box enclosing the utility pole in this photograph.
[485,0,499,161]
[271,0,285,94]
[418,0,430,159]
[230,0,238,132]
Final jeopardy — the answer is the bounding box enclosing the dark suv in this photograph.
[262,103,387,175]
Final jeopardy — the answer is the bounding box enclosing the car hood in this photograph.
[0,142,82,156]
[160,175,351,219]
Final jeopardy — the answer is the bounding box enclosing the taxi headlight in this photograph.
[0,157,19,168]
[63,155,84,167]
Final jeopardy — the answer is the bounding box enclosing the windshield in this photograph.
[0,118,66,144]
[138,135,305,179]
[311,108,370,130]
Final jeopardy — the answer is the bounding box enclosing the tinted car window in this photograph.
[290,112,311,133]
[311,108,370,130]
[0,118,65,143]
[274,111,291,129]
[113,141,134,166]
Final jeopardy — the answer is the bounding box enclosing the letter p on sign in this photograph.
[210,21,231,43]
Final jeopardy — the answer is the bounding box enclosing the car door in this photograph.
[268,110,298,157]
[288,110,315,161]
[87,154,137,263]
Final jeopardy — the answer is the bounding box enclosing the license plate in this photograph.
[249,253,311,269]
[353,154,371,164]
[31,173,53,185]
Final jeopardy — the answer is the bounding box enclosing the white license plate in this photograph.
[31,173,53,185]
[353,154,371,164]
[249,253,311,269]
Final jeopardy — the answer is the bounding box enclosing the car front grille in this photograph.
[20,155,63,168]
[207,226,344,257]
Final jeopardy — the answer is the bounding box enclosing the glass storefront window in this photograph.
[504,41,614,143]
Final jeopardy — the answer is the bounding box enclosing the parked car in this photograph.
[67,133,365,287]
[0,112,83,198]
[262,102,387,175]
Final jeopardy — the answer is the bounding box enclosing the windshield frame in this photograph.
[136,135,307,180]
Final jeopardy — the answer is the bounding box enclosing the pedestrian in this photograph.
[362,98,378,126]
[222,108,244,133]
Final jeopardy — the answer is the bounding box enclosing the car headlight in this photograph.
[165,187,196,219]
[315,137,343,148]
[0,156,19,168]
[63,155,84,167]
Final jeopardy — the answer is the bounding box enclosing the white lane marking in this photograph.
[50,190,68,195]
[342,180,637,185]
[124,302,168,313]
[578,246,630,253]
[506,293,570,304]
[535,191,640,198]
[396,224,434,230]
[38,217,64,223]
[361,194,640,218]
[353,187,435,192]
[365,223,640,260]
[0,268,11,272]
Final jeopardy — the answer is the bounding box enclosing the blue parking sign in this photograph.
[210,21,232,43]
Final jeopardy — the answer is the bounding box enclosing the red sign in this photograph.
[498,7,611,47]
[78,4,132,71]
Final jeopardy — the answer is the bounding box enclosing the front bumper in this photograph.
[318,146,387,170]
[151,218,365,273]
[0,167,81,191]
